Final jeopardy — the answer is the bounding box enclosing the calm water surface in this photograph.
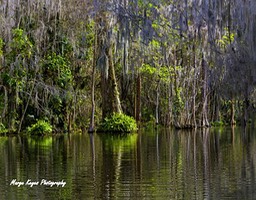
[0,127,256,199]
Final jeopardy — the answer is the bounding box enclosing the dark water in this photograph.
[0,127,256,199]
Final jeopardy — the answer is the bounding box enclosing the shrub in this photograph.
[27,120,52,135]
[99,113,137,133]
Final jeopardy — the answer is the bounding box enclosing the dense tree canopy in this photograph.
[1,0,256,133]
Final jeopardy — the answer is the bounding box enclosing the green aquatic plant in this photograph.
[99,113,137,133]
[27,120,53,135]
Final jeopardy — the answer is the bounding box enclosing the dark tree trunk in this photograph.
[156,80,160,125]
[231,98,236,126]
[89,27,97,133]
[201,54,209,127]
[243,97,249,127]
[100,44,122,119]
[7,88,17,132]
[135,73,141,122]
[97,11,122,119]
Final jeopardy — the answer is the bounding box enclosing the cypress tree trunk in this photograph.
[97,11,122,119]
[7,88,17,131]
[135,73,141,122]
[100,44,122,119]
[167,81,172,126]
[231,98,236,126]
[155,80,160,125]
[243,97,249,127]
[88,27,97,133]
[201,54,209,127]
[101,47,122,119]
[107,43,122,115]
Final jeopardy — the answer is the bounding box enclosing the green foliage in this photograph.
[10,28,33,58]
[218,28,235,48]
[49,95,63,113]
[60,37,73,56]
[2,28,33,90]
[150,39,160,48]
[140,64,170,83]
[0,38,4,56]
[140,63,157,75]
[173,87,184,116]
[0,123,7,134]
[159,66,170,83]
[152,22,159,30]
[100,113,137,133]
[27,120,53,135]
[0,1,251,131]
[43,53,72,88]
[77,20,95,60]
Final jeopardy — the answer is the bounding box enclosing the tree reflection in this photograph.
[0,128,256,199]
[99,133,138,199]
[89,133,95,182]
[202,128,210,200]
